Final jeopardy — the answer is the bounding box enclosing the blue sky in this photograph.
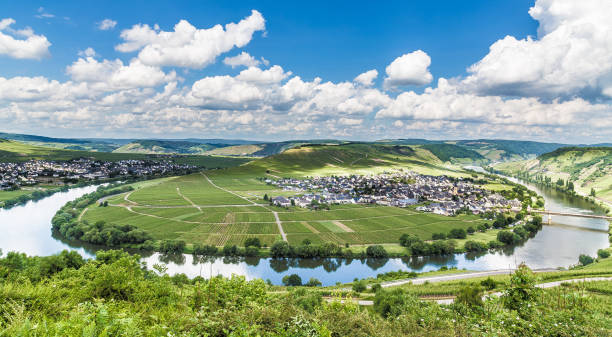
[0,0,610,143]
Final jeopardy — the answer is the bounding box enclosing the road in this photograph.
[329,276,612,306]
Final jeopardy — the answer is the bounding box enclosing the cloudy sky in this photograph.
[0,0,610,143]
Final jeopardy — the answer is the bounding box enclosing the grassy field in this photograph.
[83,169,490,248]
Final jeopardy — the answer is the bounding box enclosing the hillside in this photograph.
[454,139,567,162]
[113,140,224,155]
[0,139,250,168]
[234,143,473,177]
[495,147,612,203]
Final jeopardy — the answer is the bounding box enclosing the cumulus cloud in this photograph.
[98,19,117,30]
[66,55,175,90]
[115,10,265,69]
[354,69,378,86]
[463,0,612,99]
[384,50,433,88]
[0,18,51,59]
[223,51,260,68]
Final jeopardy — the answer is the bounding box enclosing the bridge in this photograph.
[530,210,612,221]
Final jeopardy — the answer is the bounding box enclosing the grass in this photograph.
[0,189,35,202]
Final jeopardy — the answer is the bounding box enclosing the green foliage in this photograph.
[448,228,467,239]
[159,240,186,254]
[455,285,483,308]
[282,273,303,286]
[502,264,540,317]
[305,277,322,287]
[579,254,595,266]
[352,280,367,293]
[366,245,388,258]
[597,249,610,259]
[464,240,488,252]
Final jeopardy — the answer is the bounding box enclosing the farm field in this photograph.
[82,166,490,248]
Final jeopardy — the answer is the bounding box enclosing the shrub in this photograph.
[371,283,382,293]
[222,245,239,256]
[352,280,367,293]
[466,226,475,234]
[193,244,218,256]
[448,228,467,239]
[366,245,388,258]
[497,230,519,245]
[597,249,610,259]
[282,274,303,286]
[159,240,186,254]
[464,240,487,252]
[502,264,540,317]
[373,288,413,318]
[270,241,291,257]
[480,277,497,290]
[304,277,322,287]
[399,234,421,248]
[579,254,594,266]
[244,237,261,248]
[431,232,446,240]
[488,240,503,249]
[455,285,483,308]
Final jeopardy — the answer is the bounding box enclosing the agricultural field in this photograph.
[82,163,491,248]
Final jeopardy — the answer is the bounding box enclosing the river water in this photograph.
[0,181,609,286]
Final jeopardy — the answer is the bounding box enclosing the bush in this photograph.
[373,288,413,318]
[366,245,388,258]
[431,232,446,240]
[448,228,467,239]
[597,249,610,259]
[464,240,488,252]
[352,280,367,293]
[480,277,497,290]
[282,274,303,286]
[222,245,239,256]
[193,244,218,256]
[455,285,483,308]
[244,237,261,248]
[271,241,291,257]
[304,277,322,287]
[399,234,421,248]
[159,240,186,254]
[371,283,382,293]
[497,230,520,245]
[466,226,475,234]
[579,254,594,266]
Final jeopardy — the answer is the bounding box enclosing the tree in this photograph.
[282,274,302,286]
[578,254,594,266]
[244,237,261,248]
[352,280,367,293]
[464,240,487,252]
[399,234,421,248]
[270,241,291,257]
[480,277,497,290]
[497,230,519,245]
[591,188,596,197]
[502,264,540,317]
[597,249,610,259]
[431,232,446,240]
[366,245,388,258]
[448,228,467,239]
[305,277,322,287]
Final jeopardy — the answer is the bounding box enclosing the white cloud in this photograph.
[354,69,378,86]
[35,7,55,19]
[463,0,612,99]
[78,47,96,57]
[66,56,175,90]
[384,50,433,88]
[0,18,51,59]
[116,10,265,69]
[236,65,290,84]
[98,19,117,31]
[223,51,260,68]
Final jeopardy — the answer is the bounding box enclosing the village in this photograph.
[0,159,195,190]
[266,172,522,216]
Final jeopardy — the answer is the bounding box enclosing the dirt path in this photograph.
[301,221,320,233]
[78,208,88,221]
[201,172,288,242]
[176,187,202,212]
[333,220,354,232]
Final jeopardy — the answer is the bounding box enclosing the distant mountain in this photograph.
[112,140,225,155]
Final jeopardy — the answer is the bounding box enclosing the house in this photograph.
[272,196,291,207]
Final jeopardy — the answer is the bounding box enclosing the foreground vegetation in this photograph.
[0,249,611,336]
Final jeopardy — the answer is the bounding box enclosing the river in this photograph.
[0,180,609,286]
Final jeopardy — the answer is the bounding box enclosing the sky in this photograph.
[0,0,610,143]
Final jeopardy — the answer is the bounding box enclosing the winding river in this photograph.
[0,180,609,286]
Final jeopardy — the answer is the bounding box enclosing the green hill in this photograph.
[113,140,224,155]
[0,139,250,168]
[495,147,612,204]
[234,143,470,177]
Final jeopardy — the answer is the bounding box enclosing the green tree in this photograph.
[282,274,303,286]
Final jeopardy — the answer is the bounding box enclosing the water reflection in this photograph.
[0,179,609,286]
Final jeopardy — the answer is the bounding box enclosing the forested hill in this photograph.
[495,147,612,203]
